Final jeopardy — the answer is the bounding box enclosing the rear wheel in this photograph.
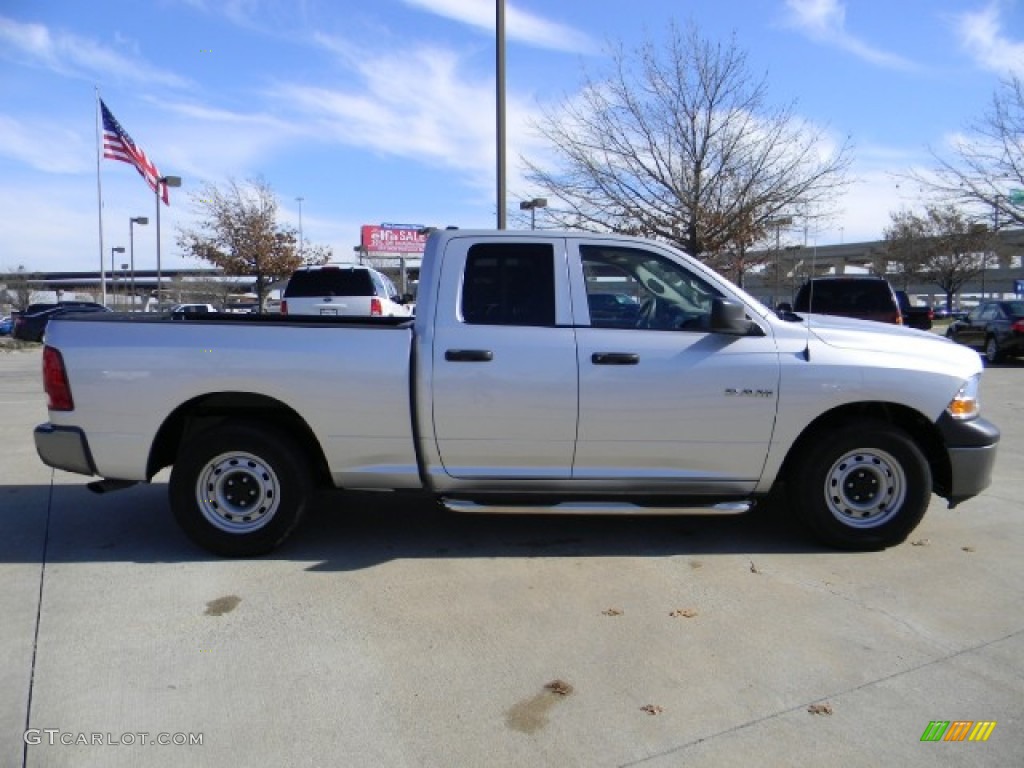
[985,336,1004,365]
[170,422,311,556]
[788,421,931,550]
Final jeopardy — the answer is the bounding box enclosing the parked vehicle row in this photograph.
[11,302,111,343]
[945,300,1024,364]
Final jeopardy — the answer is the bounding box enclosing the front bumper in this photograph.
[34,424,97,477]
[936,414,1000,505]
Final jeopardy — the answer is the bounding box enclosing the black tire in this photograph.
[984,336,1004,365]
[788,421,931,551]
[169,422,311,556]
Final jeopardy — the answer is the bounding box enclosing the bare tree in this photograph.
[176,178,330,310]
[523,21,850,273]
[3,265,37,310]
[915,76,1024,228]
[883,204,993,311]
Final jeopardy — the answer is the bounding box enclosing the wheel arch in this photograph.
[146,392,332,486]
[778,401,952,498]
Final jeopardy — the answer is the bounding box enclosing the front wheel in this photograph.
[170,422,312,556]
[788,422,931,550]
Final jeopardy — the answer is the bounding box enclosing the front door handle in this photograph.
[445,349,494,362]
[592,352,640,365]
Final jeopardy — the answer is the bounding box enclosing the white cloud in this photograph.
[276,37,548,194]
[783,0,918,70]
[955,4,1024,76]
[0,115,92,174]
[402,0,595,53]
[0,16,189,88]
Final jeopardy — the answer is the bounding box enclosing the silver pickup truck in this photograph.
[34,229,999,556]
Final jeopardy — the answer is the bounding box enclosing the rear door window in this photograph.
[461,244,555,326]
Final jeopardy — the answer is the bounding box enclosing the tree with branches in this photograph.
[883,204,993,311]
[914,76,1024,228]
[522,21,850,278]
[176,178,330,309]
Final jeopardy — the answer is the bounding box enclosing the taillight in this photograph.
[370,297,382,316]
[42,346,74,411]
[281,299,288,315]
[1012,319,1024,333]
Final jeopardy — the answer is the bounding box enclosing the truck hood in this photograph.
[802,313,980,369]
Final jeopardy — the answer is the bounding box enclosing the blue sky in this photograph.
[1,0,1023,273]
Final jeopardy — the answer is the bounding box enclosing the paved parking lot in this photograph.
[2,345,1022,767]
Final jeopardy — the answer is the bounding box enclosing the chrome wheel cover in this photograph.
[196,451,281,533]
[824,447,906,529]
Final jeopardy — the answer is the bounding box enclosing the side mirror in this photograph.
[711,298,760,336]
[776,302,793,313]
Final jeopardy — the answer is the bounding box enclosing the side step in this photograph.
[441,499,751,516]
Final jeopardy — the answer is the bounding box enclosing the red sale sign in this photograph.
[360,224,427,254]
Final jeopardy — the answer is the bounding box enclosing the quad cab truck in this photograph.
[34,229,999,556]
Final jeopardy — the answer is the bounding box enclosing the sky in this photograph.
[1,0,1023,274]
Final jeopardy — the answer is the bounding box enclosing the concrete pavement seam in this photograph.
[20,468,54,768]
[617,624,1024,767]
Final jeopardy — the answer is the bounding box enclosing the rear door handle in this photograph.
[592,352,640,365]
[445,349,494,362]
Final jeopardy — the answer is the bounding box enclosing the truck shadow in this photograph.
[0,481,831,568]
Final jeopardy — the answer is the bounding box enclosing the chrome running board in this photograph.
[441,499,751,516]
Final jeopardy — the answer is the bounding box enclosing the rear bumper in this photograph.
[34,424,97,477]
[936,414,1000,504]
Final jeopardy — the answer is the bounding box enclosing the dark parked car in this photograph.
[895,291,933,330]
[945,300,1024,364]
[12,302,111,342]
[792,275,903,325]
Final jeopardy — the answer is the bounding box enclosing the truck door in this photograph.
[430,238,578,479]
[569,240,780,492]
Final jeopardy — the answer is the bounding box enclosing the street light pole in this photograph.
[496,0,507,229]
[519,198,548,230]
[110,247,125,308]
[155,175,182,310]
[129,216,148,312]
[296,196,304,260]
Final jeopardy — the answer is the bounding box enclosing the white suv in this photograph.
[281,265,412,317]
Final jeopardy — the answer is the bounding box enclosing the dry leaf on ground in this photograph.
[602,608,623,616]
[670,608,698,618]
[807,703,833,715]
[545,679,573,696]
[640,704,664,715]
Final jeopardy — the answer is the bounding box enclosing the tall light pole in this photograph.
[110,247,125,308]
[296,196,305,260]
[129,216,148,312]
[155,175,182,310]
[519,198,547,230]
[496,0,507,229]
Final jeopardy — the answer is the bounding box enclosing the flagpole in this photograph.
[95,87,107,306]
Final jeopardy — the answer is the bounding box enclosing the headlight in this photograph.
[947,374,981,420]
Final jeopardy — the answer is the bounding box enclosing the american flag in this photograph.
[100,99,169,205]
